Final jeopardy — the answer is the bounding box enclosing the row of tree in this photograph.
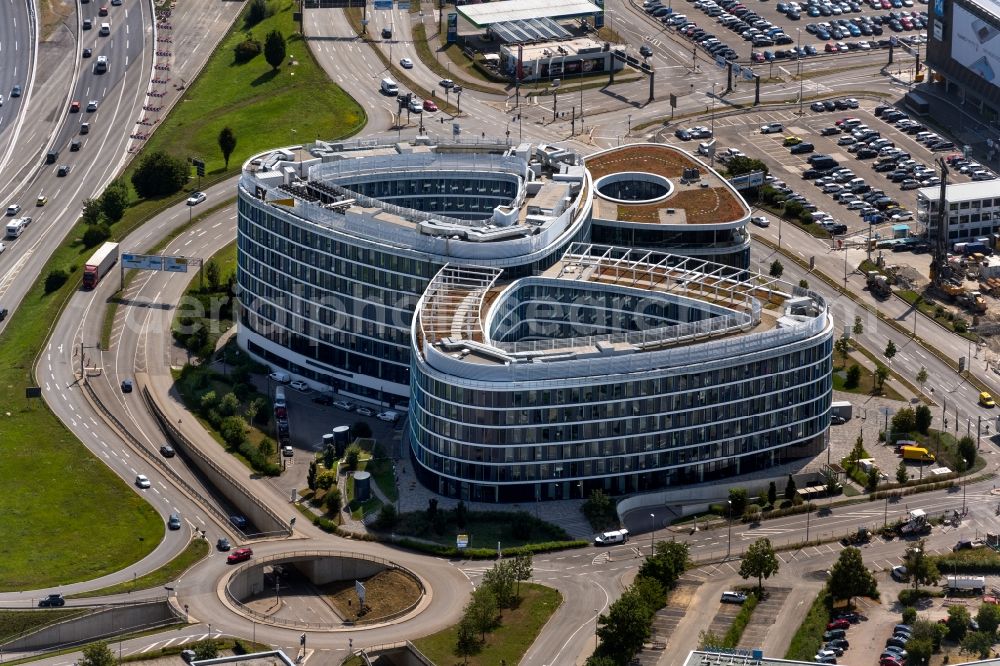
[454,556,533,662]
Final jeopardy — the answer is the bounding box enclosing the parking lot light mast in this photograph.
[797,28,804,116]
[726,500,733,559]
[649,513,655,556]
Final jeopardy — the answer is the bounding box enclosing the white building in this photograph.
[917,180,1000,243]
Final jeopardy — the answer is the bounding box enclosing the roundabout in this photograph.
[223,550,428,631]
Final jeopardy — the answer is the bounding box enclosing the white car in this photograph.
[0,241,6,254]
[847,200,866,210]
[400,57,413,68]
[289,380,310,392]
[281,445,294,457]
[135,474,151,489]
[186,192,206,206]
[760,122,784,134]
[751,215,770,227]
[86,100,98,111]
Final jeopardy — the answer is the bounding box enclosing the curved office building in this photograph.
[237,139,831,501]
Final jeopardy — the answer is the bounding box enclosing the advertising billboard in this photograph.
[951,3,1000,86]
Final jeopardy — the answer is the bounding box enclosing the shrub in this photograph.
[375,504,398,530]
[234,37,262,63]
[954,319,968,333]
[220,415,248,447]
[44,268,70,293]
[324,487,342,513]
[245,0,270,27]
[845,364,862,389]
[130,150,189,198]
[81,224,111,248]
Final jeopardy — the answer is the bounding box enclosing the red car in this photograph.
[98,4,108,14]
[826,618,850,630]
[70,100,80,113]
[824,42,836,52]
[423,99,438,112]
[880,657,902,666]
[227,547,253,564]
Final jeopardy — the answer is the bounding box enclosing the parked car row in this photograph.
[879,623,913,665]
[645,0,741,63]
[945,152,996,181]
[805,15,886,39]
[815,609,860,663]
[674,125,714,140]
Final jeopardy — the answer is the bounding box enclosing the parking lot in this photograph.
[641,0,928,70]
[703,100,991,242]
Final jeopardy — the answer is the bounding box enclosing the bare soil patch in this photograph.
[322,569,421,622]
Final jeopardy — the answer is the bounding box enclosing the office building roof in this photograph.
[917,179,1000,203]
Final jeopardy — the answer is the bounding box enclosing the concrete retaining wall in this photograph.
[1,600,178,652]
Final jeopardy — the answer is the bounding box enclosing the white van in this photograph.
[274,386,287,408]
[377,410,400,422]
[380,78,398,95]
[593,529,629,545]
[5,218,26,238]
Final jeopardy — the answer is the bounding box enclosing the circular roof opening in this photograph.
[594,171,673,205]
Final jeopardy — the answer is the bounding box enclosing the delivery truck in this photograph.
[944,575,986,593]
[901,446,935,463]
[82,242,119,289]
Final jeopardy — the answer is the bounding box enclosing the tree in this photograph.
[130,150,189,198]
[99,179,129,222]
[866,465,880,492]
[875,364,890,392]
[344,442,362,470]
[218,126,237,170]
[827,546,877,606]
[905,541,939,591]
[798,278,809,289]
[892,407,916,434]
[767,481,777,507]
[307,460,318,490]
[947,604,972,642]
[246,0,269,27]
[902,607,918,624]
[264,29,286,70]
[977,601,1000,635]
[454,618,480,664]
[958,435,977,470]
[81,197,103,224]
[884,339,897,362]
[582,489,617,530]
[219,415,248,447]
[257,437,274,459]
[784,475,797,502]
[454,500,468,528]
[585,657,618,666]
[834,337,851,366]
[79,642,116,666]
[426,498,439,521]
[375,503,397,529]
[594,587,654,663]
[219,391,241,416]
[728,487,748,518]
[200,390,218,412]
[632,575,666,614]
[739,538,779,592]
[904,636,933,666]
[853,315,864,336]
[193,640,218,660]
[638,541,689,590]
[845,364,862,389]
[205,260,221,292]
[914,405,932,435]
[849,433,866,466]
[323,488,343,514]
[769,259,784,278]
[916,365,928,389]
[44,268,69,293]
[896,460,909,485]
[961,630,994,659]
[467,586,497,640]
[315,469,337,490]
[482,560,515,615]
[352,420,373,439]
[512,553,533,598]
[727,156,769,176]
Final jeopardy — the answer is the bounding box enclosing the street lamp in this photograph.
[627,114,632,137]
[806,504,811,542]
[797,28,804,116]
[649,513,655,556]
[726,500,733,559]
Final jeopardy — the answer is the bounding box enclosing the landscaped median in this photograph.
[68,538,210,598]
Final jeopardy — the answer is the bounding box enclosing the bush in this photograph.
[845,364,862,389]
[324,487,342,513]
[130,150,189,199]
[582,489,618,530]
[902,606,917,624]
[219,415,248,447]
[245,0,270,27]
[898,588,936,606]
[954,319,968,333]
[81,224,111,248]
[234,37,262,63]
[374,504,398,530]
[44,268,70,293]
[891,408,916,434]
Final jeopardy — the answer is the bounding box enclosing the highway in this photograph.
[0,0,35,184]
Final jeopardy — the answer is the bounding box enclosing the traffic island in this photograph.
[224,550,427,629]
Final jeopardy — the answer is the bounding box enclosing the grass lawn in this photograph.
[390,509,570,550]
[138,1,365,179]
[0,609,89,643]
[413,583,561,666]
[0,226,163,591]
[69,538,209,598]
[784,588,832,660]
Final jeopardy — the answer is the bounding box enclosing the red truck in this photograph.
[82,242,119,289]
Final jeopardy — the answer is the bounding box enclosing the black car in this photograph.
[675,128,692,140]
[216,537,232,551]
[802,168,825,179]
[312,394,334,406]
[822,100,837,111]
[39,594,65,607]
[820,126,841,136]
[0,307,7,321]
[160,444,176,458]
[120,379,133,393]
[856,148,879,159]
[874,162,896,172]
[790,142,815,154]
